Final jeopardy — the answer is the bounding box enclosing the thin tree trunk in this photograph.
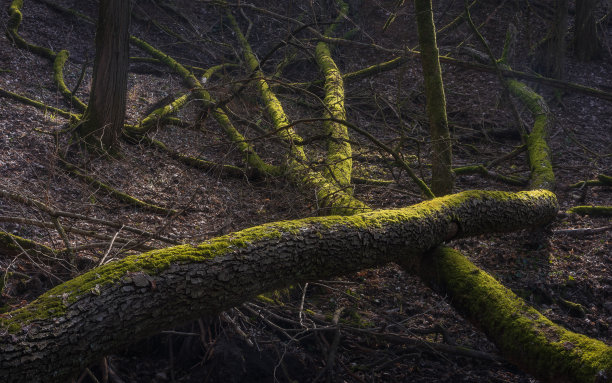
[414,0,453,196]
[574,0,601,61]
[78,0,131,150]
[536,0,568,78]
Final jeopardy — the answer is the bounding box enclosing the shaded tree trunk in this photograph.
[574,0,601,61]
[0,190,562,383]
[77,0,131,150]
[535,0,568,78]
[414,0,453,196]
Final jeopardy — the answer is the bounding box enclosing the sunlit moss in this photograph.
[1,190,555,333]
[422,246,612,382]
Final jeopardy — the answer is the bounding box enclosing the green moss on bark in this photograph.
[0,232,56,257]
[129,37,282,178]
[7,0,56,58]
[135,92,191,133]
[567,206,612,217]
[225,10,369,214]
[60,159,177,215]
[414,0,453,196]
[1,189,557,334]
[411,246,612,383]
[0,87,79,121]
[315,0,352,187]
[52,50,87,111]
[506,79,555,191]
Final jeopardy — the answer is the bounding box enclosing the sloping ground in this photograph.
[0,0,610,382]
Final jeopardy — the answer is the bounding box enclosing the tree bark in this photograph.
[535,0,568,79]
[0,190,558,383]
[574,0,601,61]
[77,0,131,150]
[414,0,453,196]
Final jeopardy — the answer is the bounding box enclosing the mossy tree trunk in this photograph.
[403,246,612,383]
[315,0,353,187]
[77,0,131,150]
[414,0,453,196]
[0,190,561,383]
[574,0,601,61]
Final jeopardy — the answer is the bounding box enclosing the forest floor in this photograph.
[0,0,611,382]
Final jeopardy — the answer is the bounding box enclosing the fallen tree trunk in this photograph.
[0,189,557,383]
[226,11,370,214]
[405,246,612,383]
[314,0,353,187]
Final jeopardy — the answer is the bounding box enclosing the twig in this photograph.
[99,226,123,266]
[221,311,254,347]
[344,326,503,362]
[241,304,296,341]
[299,282,309,328]
[0,216,153,250]
[51,217,75,268]
[58,158,178,215]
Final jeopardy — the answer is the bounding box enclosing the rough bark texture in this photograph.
[574,0,601,61]
[78,0,130,149]
[0,190,558,383]
[405,246,612,383]
[414,0,453,196]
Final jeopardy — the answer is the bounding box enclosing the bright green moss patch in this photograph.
[505,78,555,191]
[527,115,555,190]
[53,50,87,110]
[134,92,191,133]
[7,0,56,59]
[426,246,612,382]
[314,0,353,187]
[567,205,612,217]
[0,87,79,121]
[130,36,281,178]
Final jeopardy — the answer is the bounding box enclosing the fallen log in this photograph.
[406,246,612,383]
[0,189,557,382]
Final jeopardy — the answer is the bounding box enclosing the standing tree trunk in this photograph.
[574,0,601,61]
[78,0,131,151]
[414,0,453,196]
[536,0,568,79]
